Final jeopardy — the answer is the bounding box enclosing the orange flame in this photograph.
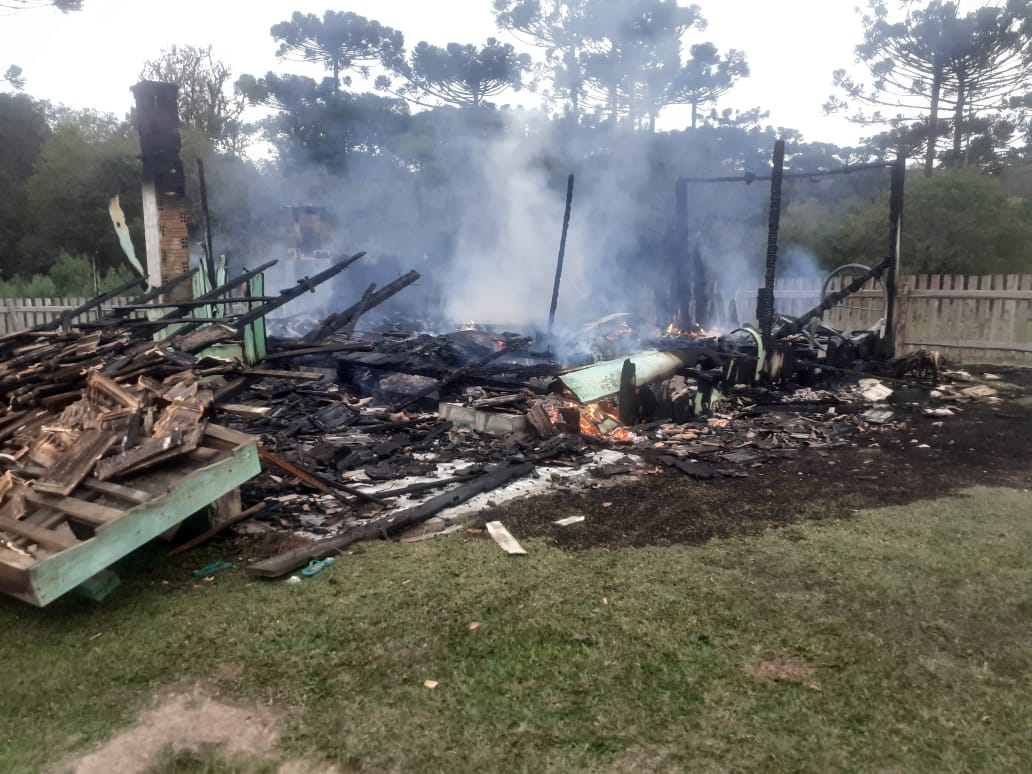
[665,323,707,338]
[579,402,608,438]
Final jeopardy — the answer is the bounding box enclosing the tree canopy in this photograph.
[399,38,532,107]
[270,11,405,90]
[141,45,248,154]
[828,0,1032,174]
[667,42,749,129]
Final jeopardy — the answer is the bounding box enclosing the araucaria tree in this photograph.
[493,0,594,118]
[497,0,749,130]
[667,42,749,129]
[396,38,532,107]
[270,11,405,92]
[828,0,1032,174]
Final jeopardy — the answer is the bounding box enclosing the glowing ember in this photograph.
[664,322,708,338]
[580,402,608,437]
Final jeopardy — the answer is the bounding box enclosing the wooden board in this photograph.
[34,429,116,496]
[485,521,527,555]
[0,513,78,552]
[25,491,123,526]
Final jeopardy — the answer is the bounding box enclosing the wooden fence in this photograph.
[0,297,134,334]
[732,273,1032,366]
[897,274,1032,365]
[4,276,1032,365]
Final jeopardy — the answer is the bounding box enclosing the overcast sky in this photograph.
[0,0,969,147]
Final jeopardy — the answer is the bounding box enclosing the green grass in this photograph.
[2,487,1032,773]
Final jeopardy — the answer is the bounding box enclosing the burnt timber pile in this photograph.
[0,251,431,605]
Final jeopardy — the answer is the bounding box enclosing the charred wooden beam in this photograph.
[233,252,367,330]
[166,501,266,557]
[261,341,375,360]
[775,255,894,339]
[340,283,376,339]
[366,473,479,500]
[759,139,785,348]
[134,260,279,335]
[246,462,535,578]
[303,270,420,343]
[388,336,533,412]
[196,159,217,288]
[0,276,149,347]
[882,154,906,358]
[257,448,384,506]
[94,268,199,324]
[618,359,638,425]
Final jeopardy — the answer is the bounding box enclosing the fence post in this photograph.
[893,276,910,356]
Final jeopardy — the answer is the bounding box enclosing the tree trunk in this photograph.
[566,48,581,122]
[924,61,943,176]
[691,99,698,130]
[952,75,966,163]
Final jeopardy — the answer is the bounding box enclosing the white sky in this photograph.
[1,1,895,146]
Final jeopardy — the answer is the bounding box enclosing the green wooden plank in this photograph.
[10,438,259,606]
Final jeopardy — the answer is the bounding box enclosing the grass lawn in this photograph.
[1,486,1031,773]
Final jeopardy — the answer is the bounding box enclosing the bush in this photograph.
[48,251,97,296]
[99,265,138,294]
[0,252,143,299]
[0,274,58,298]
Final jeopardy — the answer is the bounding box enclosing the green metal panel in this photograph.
[8,437,260,607]
[559,349,698,403]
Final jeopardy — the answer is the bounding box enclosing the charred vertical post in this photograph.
[690,244,707,329]
[197,159,216,289]
[547,173,575,336]
[677,179,707,328]
[618,359,638,425]
[132,81,190,301]
[674,178,688,237]
[759,139,785,347]
[883,154,906,358]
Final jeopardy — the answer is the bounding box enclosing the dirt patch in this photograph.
[476,398,1032,550]
[746,654,816,684]
[65,686,281,774]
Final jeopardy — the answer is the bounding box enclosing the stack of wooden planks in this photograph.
[0,319,263,606]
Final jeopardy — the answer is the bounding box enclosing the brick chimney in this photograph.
[132,81,191,300]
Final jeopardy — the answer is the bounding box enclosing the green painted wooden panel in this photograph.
[8,438,260,607]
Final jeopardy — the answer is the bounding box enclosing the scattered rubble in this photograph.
[0,248,1011,603]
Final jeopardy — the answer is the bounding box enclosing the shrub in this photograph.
[48,251,97,297]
